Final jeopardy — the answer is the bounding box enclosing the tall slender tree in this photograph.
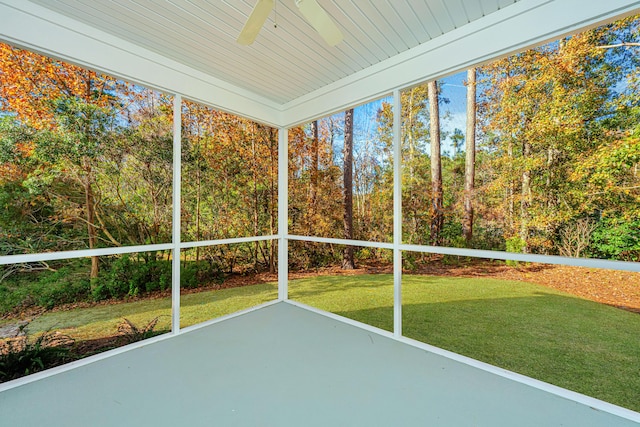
[343,108,355,269]
[310,120,319,211]
[463,68,477,244]
[428,81,443,245]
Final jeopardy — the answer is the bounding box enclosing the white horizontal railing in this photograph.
[286,234,640,273]
[180,235,278,250]
[0,235,279,266]
[400,243,640,272]
[287,234,393,250]
[0,243,174,266]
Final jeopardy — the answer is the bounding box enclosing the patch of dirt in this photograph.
[411,257,640,313]
[0,321,28,339]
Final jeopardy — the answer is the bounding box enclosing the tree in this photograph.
[478,22,634,253]
[428,81,443,245]
[37,98,118,278]
[310,120,319,211]
[343,108,355,269]
[463,68,477,244]
[0,43,124,278]
[377,86,430,245]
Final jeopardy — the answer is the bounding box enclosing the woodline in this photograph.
[285,235,640,273]
[0,236,280,266]
[401,244,640,272]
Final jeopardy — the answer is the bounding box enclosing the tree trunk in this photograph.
[462,68,476,244]
[342,108,355,269]
[195,136,201,263]
[310,120,319,211]
[84,161,99,279]
[428,81,443,246]
[408,89,415,180]
[520,140,532,252]
[507,140,515,234]
[269,128,277,274]
[252,130,260,271]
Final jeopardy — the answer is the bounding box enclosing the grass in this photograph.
[26,283,279,340]
[9,273,640,411]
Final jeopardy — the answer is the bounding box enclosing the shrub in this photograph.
[116,317,160,344]
[34,267,90,309]
[441,221,463,247]
[471,225,506,251]
[180,263,200,289]
[402,252,419,272]
[589,218,640,261]
[505,236,526,266]
[0,261,91,313]
[92,255,173,301]
[0,283,30,315]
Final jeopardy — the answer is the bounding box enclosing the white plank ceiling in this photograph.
[26,0,520,104]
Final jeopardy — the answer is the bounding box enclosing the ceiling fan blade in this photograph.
[237,0,274,45]
[295,0,344,46]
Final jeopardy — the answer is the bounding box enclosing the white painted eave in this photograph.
[0,0,283,127]
[1,0,639,128]
[280,0,640,127]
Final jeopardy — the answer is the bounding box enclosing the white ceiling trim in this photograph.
[1,0,639,128]
[0,0,283,126]
[281,0,640,127]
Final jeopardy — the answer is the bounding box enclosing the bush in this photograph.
[589,218,640,261]
[181,260,224,289]
[0,283,30,314]
[441,221,463,247]
[505,236,526,266]
[181,263,200,289]
[91,255,172,301]
[0,262,91,314]
[402,252,419,272]
[471,226,506,251]
[34,267,90,309]
[116,317,160,344]
[288,241,341,270]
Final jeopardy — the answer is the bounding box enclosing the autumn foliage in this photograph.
[0,14,639,293]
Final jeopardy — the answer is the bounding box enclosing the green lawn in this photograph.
[18,274,640,412]
[27,283,279,340]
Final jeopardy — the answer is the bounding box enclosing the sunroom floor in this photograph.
[0,301,638,427]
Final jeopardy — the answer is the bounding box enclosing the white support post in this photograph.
[393,89,402,337]
[278,127,289,300]
[171,95,182,334]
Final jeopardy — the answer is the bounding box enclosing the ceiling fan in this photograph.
[237,0,344,46]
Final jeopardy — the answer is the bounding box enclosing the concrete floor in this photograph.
[1,301,638,427]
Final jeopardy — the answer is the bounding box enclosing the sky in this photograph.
[312,69,470,164]
[438,71,469,157]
